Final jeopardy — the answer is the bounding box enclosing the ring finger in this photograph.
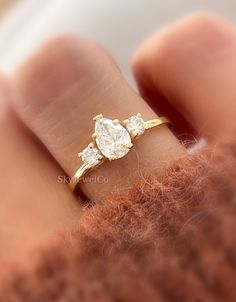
[10,37,185,201]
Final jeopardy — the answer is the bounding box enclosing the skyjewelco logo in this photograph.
[57,175,109,184]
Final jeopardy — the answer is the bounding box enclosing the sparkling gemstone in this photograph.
[81,146,101,167]
[95,117,132,160]
[126,115,145,136]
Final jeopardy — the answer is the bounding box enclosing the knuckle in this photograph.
[14,35,112,101]
[187,13,226,31]
[132,13,235,84]
[13,34,119,119]
[153,13,234,62]
[184,13,233,42]
[23,35,100,78]
[16,35,111,86]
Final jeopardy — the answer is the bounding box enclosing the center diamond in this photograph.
[95,117,132,160]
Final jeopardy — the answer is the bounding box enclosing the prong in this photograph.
[93,114,103,121]
[123,119,129,125]
[109,155,116,161]
[132,130,139,137]
[92,133,97,139]
[113,119,119,125]
[78,152,83,157]
[128,143,134,149]
[88,142,94,148]
[137,113,142,117]
[98,154,104,160]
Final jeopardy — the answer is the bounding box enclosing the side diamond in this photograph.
[126,115,145,137]
[81,146,101,167]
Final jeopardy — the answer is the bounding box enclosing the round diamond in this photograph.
[95,117,132,160]
[126,115,145,136]
[82,146,101,167]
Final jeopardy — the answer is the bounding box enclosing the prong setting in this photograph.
[93,114,103,121]
[132,130,139,138]
[128,143,134,149]
[113,119,119,125]
[92,133,97,139]
[80,114,146,164]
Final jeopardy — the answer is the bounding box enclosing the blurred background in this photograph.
[0,0,235,85]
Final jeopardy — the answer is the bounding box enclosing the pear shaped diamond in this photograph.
[95,117,132,160]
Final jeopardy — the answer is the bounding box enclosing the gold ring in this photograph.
[69,113,170,192]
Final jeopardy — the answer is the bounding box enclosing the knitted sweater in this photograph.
[1,134,235,302]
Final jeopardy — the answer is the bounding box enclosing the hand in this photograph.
[0,13,235,263]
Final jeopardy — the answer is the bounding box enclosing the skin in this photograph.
[0,13,235,262]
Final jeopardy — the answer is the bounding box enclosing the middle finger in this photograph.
[11,37,185,200]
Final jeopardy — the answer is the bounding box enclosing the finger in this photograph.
[10,37,185,201]
[0,80,81,261]
[132,14,236,140]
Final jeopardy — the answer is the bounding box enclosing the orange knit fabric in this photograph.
[0,135,235,302]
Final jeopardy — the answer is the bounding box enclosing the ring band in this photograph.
[69,114,170,192]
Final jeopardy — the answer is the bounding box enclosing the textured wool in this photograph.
[0,134,235,302]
